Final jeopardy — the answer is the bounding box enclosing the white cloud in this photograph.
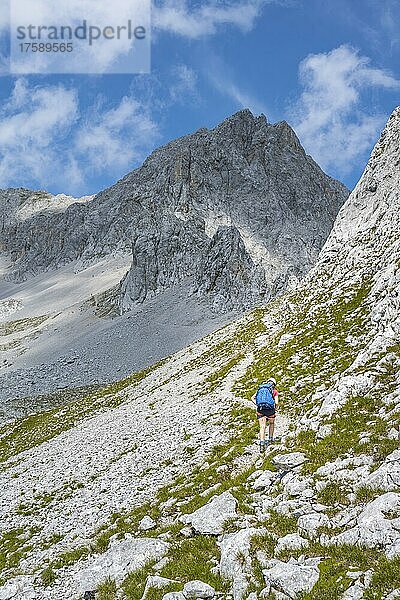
[291,45,400,175]
[75,96,159,172]
[0,79,78,186]
[5,0,150,74]
[169,64,198,103]
[153,0,269,38]
[0,79,160,191]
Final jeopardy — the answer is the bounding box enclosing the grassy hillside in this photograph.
[1,267,399,598]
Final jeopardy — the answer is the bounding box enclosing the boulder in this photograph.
[342,582,367,600]
[386,539,400,560]
[342,570,373,600]
[182,580,216,598]
[281,472,312,497]
[272,453,307,470]
[316,374,374,419]
[75,536,169,593]
[358,450,400,492]
[139,515,157,531]
[332,493,400,554]
[180,492,237,535]
[0,577,36,600]
[274,499,313,518]
[297,512,330,539]
[141,576,178,600]
[219,527,264,599]
[262,558,320,598]
[252,470,276,491]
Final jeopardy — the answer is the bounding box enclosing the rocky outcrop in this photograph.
[1,109,400,600]
[179,491,238,535]
[0,110,348,312]
[262,558,321,598]
[74,536,169,594]
[310,105,400,295]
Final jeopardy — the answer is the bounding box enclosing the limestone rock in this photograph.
[251,470,276,491]
[74,536,169,593]
[274,533,309,555]
[139,515,157,531]
[182,580,216,598]
[297,512,330,539]
[281,472,312,497]
[342,570,373,600]
[358,450,400,492]
[141,576,178,600]
[219,527,264,600]
[0,576,36,600]
[1,111,348,316]
[262,558,320,598]
[180,491,237,535]
[332,492,400,554]
[272,453,307,470]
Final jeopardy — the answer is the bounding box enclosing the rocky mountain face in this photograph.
[0,110,348,406]
[1,110,348,312]
[0,109,399,600]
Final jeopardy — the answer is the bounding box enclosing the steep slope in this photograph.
[0,109,399,599]
[0,110,348,406]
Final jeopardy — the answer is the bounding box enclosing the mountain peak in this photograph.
[213,108,268,136]
[0,107,348,317]
[367,105,400,172]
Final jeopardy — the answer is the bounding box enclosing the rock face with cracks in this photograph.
[0,109,348,408]
[1,109,400,600]
[0,110,348,313]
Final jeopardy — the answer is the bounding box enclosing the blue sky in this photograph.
[0,0,399,196]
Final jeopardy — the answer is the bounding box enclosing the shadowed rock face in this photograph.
[0,109,348,311]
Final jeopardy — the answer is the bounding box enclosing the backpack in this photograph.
[255,382,275,408]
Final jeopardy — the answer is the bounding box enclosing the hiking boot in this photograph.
[259,441,266,453]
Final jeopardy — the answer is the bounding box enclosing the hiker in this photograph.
[253,377,279,452]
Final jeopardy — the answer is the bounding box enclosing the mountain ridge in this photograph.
[1,109,348,310]
[0,110,348,404]
[0,108,399,599]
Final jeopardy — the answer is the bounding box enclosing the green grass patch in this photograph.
[354,486,387,504]
[122,563,155,600]
[0,526,36,581]
[159,535,229,591]
[40,565,56,587]
[0,314,50,336]
[263,510,298,538]
[295,545,400,600]
[317,482,350,506]
[365,556,400,599]
[97,577,117,600]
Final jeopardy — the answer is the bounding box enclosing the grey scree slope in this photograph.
[0,109,348,408]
